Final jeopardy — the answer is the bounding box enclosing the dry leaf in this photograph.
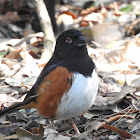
[83,112,94,119]
[15,127,42,140]
[20,50,41,76]
[102,123,131,139]
[131,77,140,89]
[5,47,22,60]
[0,134,18,140]
[107,86,136,105]
[85,120,103,131]
[62,10,77,19]
[44,127,70,140]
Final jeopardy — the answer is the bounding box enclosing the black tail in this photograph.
[0,96,36,117]
[0,102,24,117]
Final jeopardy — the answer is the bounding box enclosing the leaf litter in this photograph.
[0,0,140,139]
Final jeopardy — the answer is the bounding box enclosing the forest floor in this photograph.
[0,0,140,139]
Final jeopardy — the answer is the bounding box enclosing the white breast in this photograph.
[56,69,99,120]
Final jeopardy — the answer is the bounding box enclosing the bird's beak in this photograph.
[76,36,86,47]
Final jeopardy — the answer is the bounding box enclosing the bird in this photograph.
[0,29,99,134]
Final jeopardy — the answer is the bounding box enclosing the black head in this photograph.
[54,29,88,59]
[46,29,95,77]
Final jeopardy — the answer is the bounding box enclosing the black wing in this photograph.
[0,55,61,117]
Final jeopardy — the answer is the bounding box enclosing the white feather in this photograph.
[56,69,99,120]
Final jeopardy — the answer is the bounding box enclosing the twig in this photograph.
[34,0,55,63]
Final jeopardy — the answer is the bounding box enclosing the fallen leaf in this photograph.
[15,127,42,140]
[5,47,22,60]
[20,50,41,76]
[83,112,94,119]
[44,127,70,140]
[63,10,77,19]
[5,78,22,87]
[85,120,103,131]
[131,77,140,89]
[0,134,18,140]
[102,123,131,139]
[107,86,136,105]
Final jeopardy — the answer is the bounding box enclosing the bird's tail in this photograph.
[0,96,36,117]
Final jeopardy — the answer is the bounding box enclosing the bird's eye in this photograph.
[66,37,72,43]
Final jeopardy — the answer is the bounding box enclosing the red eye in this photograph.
[66,37,72,43]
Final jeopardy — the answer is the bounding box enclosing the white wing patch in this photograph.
[56,69,99,120]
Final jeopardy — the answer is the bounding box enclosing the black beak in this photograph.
[76,36,86,47]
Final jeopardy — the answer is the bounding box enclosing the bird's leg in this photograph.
[70,119,80,135]
[51,120,55,129]
[49,119,56,130]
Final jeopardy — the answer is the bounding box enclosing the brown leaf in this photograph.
[63,10,77,19]
[29,124,44,136]
[5,47,22,60]
[102,123,131,139]
[15,127,42,139]
[103,115,133,125]
[0,12,20,22]
[95,115,133,130]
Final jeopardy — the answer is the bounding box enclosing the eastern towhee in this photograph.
[0,29,99,134]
